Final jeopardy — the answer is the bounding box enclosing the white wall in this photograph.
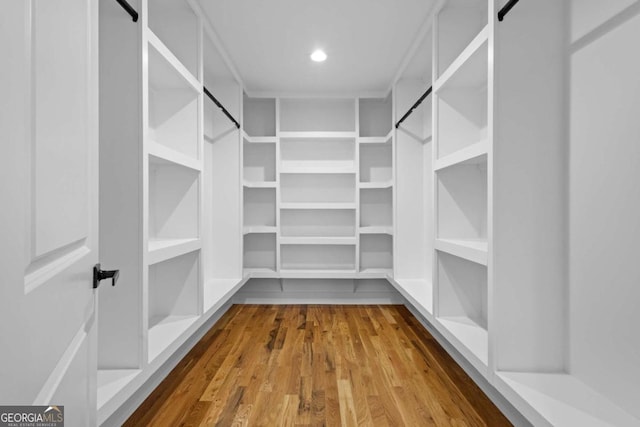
[568,0,640,418]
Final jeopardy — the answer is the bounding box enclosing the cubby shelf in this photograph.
[97,369,142,411]
[149,143,201,172]
[359,226,393,235]
[280,236,356,245]
[147,238,201,265]
[280,166,356,174]
[438,316,488,369]
[279,270,358,279]
[147,315,199,362]
[241,132,277,144]
[358,131,393,144]
[244,267,279,278]
[434,140,488,171]
[359,181,393,189]
[435,26,489,92]
[147,29,199,92]
[281,202,356,210]
[243,226,277,235]
[279,131,357,139]
[435,238,487,265]
[242,181,277,188]
[494,372,640,427]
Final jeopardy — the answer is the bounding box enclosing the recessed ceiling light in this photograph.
[310,49,327,62]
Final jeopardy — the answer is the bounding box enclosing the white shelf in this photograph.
[359,181,393,189]
[280,236,356,245]
[358,268,393,278]
[242,181,277,188]
[280,202,357,210]
[358,130,393,144]
[243,226,277,235]
[279,269,358,279]
[280,164,356,174]
[148,238,201,265]
[435,238,488,266]
[437,316,488,368]
[387,277,433,316]
[97,369,141,411]
[148,315,199,362]
[148,142,201,172]
[278,131,357,139]
[435,26,489,92]
[435,140,488,171]
[147,29,200,92]
[244,267,279,278]
[359,226,393,235]
[496,372,640,427]
[242,131,277,144]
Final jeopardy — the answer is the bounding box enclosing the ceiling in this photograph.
[198,0,436,96]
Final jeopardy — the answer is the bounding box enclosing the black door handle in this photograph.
[93,264,120,289]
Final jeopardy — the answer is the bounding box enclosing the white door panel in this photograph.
[0,1,99,425]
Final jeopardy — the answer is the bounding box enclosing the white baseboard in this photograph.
[232,278,404,304]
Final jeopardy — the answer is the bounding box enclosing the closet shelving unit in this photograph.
[98,0,245,423]
[240,96,394,280]
[389,0,640,426]
[242,96,278,278]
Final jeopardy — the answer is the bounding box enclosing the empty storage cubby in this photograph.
[147,0,199,78]
[280,137,356,173]
[437,251,488,364]
[279,98,355,132]
[437,160,487,241]
[360,234,393,272]
[147,251,200,362]
[148,44,199,159]
[360,188,392,227]
[281,245,356,271]
[243,233,277,273]
[243,139,276,183]
[436,0,488,77]
[360,142,392,183]
[359,97,392,137]
[243,96,276,137]
[243,188,276,228]
[281,209,355,237]
[281,174,356,204]
[436,40,488,158]
[148,160,199,241]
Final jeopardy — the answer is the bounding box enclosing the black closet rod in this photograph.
[498,0,520,22]
[395,1,522,128]
[115,0,138,22]
[204,87,241,129]
[395,86,432,129]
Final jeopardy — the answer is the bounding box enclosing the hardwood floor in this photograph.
[125,305,511,426]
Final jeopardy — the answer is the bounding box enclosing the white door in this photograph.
[0,1,100,426]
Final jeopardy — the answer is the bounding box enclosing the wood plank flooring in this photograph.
[125,305,511,426]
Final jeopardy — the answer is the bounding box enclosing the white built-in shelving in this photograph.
[97,0,243,423]
[240,96,393,279]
